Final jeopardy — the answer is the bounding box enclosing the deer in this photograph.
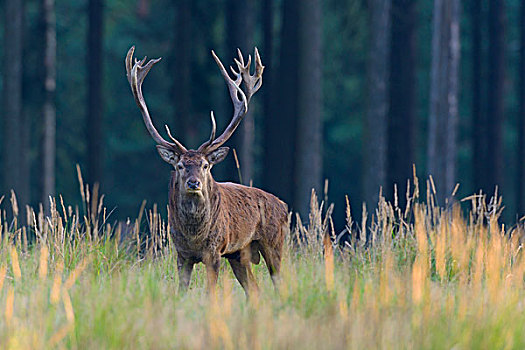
[125,46,289,297]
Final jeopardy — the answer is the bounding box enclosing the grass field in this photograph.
[0,171,525,349]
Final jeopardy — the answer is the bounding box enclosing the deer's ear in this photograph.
[156,145,179,165]
[206,147,229,164]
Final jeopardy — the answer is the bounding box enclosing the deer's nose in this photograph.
[186,179,201,190]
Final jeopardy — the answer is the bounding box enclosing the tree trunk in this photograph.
[41,0,56,210]
[263,0,298,205]
[485,0,505,195]
[136,0,149,18]
[3,0,29,210]
[427,0,460,204]
[518,0,525,215]
[87,0,104,186]
[226,0,255,184]
[294,0,323,219]
[364,0,391,211]
[174,0,195,146]
[472,0,486,194]
[261,0,275,190]
[446,0,460,194]
[388,0,417,205]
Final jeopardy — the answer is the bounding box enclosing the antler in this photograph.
[125,46,187,154]
[198,48,264,153]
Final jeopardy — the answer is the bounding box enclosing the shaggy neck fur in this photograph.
[169,172,220,240]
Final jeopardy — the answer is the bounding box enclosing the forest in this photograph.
[3,1,525,348]
[1,0,524,228]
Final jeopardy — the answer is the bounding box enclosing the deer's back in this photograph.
[216,182,288,254]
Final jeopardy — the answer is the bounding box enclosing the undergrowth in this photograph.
[0,168,524,349]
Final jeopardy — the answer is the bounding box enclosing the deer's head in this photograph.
[125,46,263,196]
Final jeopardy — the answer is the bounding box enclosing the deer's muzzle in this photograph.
[186,179,202,192]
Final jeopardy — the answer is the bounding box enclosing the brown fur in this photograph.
[168,152,288,296]
[125,47,285,296]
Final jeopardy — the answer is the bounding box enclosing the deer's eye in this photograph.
[203,164,209,170]
[177,164,184,170]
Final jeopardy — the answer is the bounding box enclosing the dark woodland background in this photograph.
[1,0,524,231]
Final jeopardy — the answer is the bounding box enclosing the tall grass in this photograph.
[0,168,524,349]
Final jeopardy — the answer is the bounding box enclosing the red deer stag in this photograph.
[125,46,288,296]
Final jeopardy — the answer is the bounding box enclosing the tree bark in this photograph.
[41,0,56,210]
[388,0,417,204]
[87,0,104,186]
[485,0,505,195]
[294,0,323,219]
[226,0,255,184]
[3,0,29,209]
[263,0,298,205]
[364,0,391,211]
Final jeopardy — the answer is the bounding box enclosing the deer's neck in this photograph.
[170,178,220,238]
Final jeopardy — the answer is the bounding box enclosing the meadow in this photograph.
[0,168,524,349]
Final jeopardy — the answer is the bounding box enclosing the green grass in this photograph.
[0,173,525,349]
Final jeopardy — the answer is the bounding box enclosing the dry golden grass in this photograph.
[0,171,524,349]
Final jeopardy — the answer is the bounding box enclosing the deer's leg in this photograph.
[203,255,220,295]
[177,254,194,293]
[259,238,283,289]
[228,253,259,298]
